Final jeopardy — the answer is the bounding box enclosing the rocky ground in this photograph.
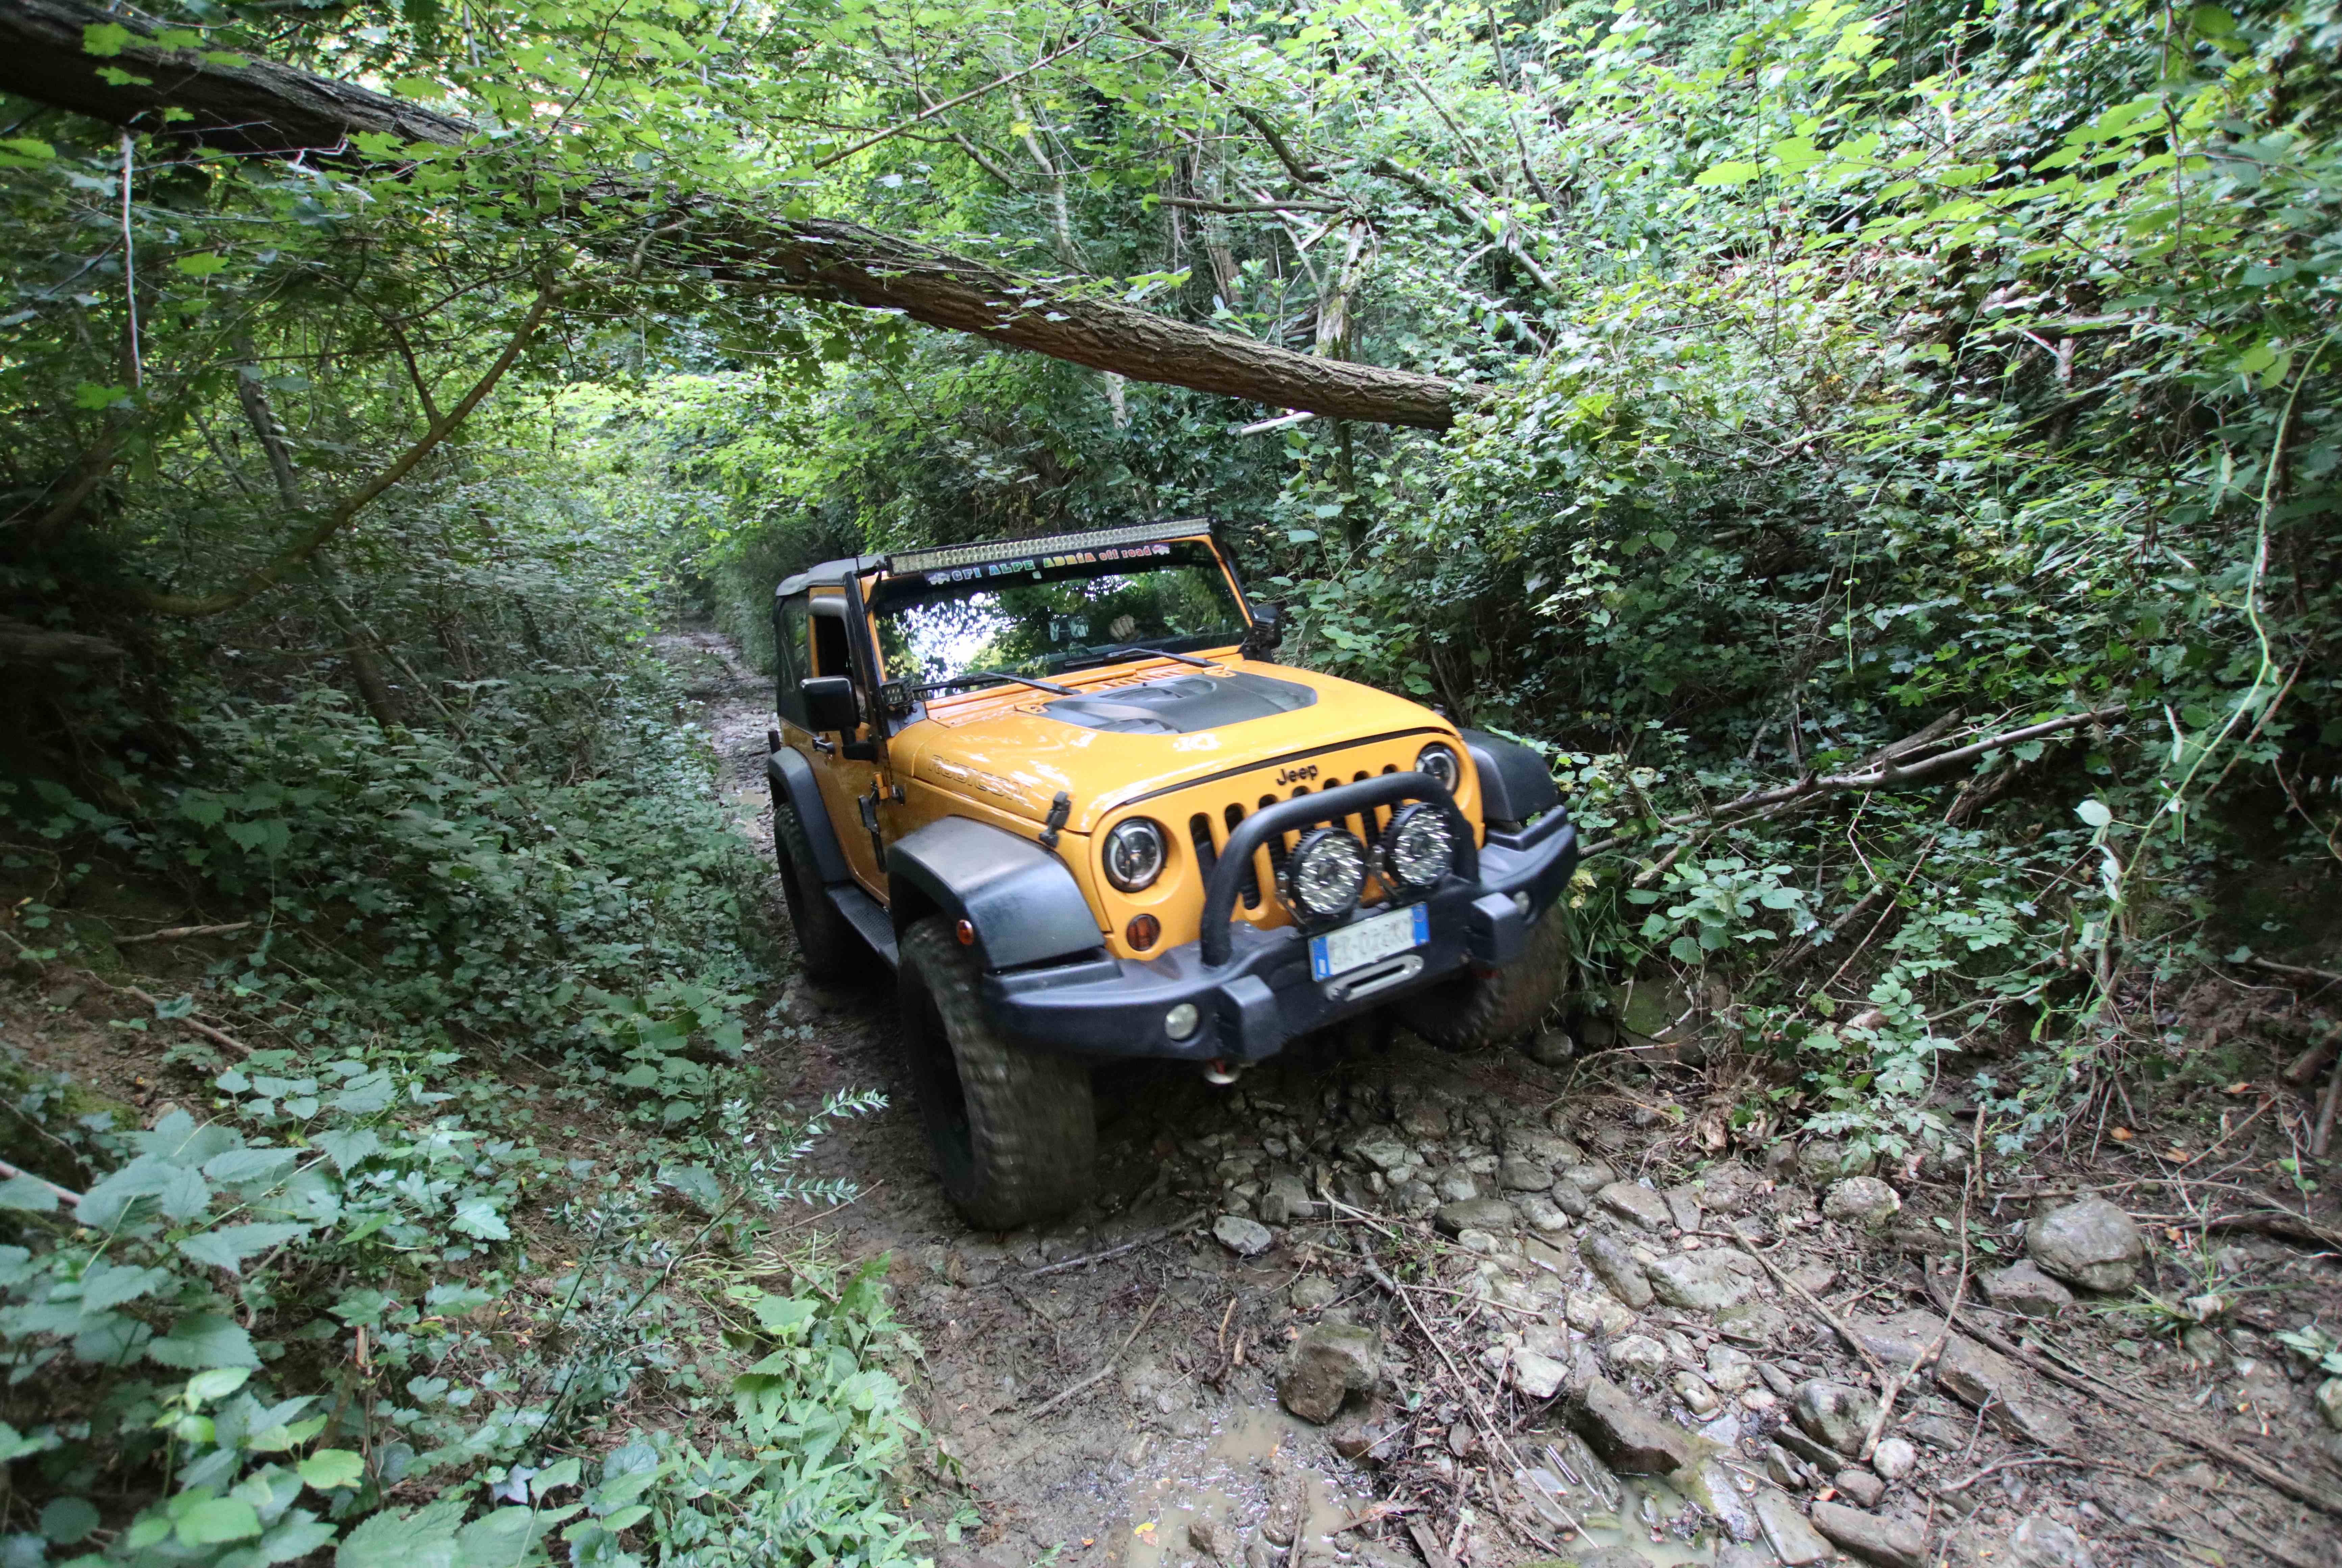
[668,630,2342,1568]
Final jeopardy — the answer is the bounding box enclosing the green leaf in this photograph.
[175,253,230,277]
[1694,161,1759,187]
[41,1497,99,1544]
[203,1147,297,1183]
[186,1367,254,1402]
[2075,799,2113,829]
[148,1313,259,1369]
[316,1129,381,1171]
[0,1176,60,1212]
[176,1497,263,1546]
[298,1450,365,1491]
[82,21,132,55]
[449,1196,509,1241]
[179,1221,309,1275]
[73,382,129,410]
[336,1501,464,1568]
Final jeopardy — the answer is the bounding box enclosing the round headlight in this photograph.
[1281,826,1367,924]
[1102,818,1167,892]
[1376,802,1455,894]
[1414,742,1461,793]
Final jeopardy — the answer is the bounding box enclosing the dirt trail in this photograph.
[661,628,2342,1568]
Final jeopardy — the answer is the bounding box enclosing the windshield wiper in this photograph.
[916,669,1079,697]
[1059,644,1221,671]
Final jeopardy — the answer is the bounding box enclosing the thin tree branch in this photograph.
[137,281,563,617]
[811,29,1105,170]
[1158,196,1351,215]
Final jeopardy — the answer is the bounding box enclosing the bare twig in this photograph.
[0,1156,83,1208]
[114,921,254,946]
[2235,956,2342,990]
[1018,1210,1206,1278]
[811,29,1107,170]
[1029,1293,1161,1417]
[1582,707,2127,857]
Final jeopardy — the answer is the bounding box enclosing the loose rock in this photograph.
[1849,1310,2078,1451]
[1568,1373,1698,1473]
[1258,1172,1316,1226]
[1513,1348,1570,1399]
[1584,1230,1655,1308]
[1435,1167,1479,1203]
[2317,1376,2342,1431]
[1810,1502,1927,1568]
[1344,1132,1413,1173]
[1498,1154,1554,1191]
[1291,1275,1338,1312]
[1646,1250,1755,1311]
[1214,1214,1274,1257]
[1597,1181,1674,1232]
[1663,1186,1704,1232]
[1434,1197,1516,1235]
[1516,1192,1569,1232]
[1522,1028,1575,1066]
[1980,1260,2073,1317]
[1833,1468,1886,1508]
[1822,1176,1903,1229]
[1871,1437,1917,1481]
[1754,1488,1834,1566]
[1794,1379,1881,1456]
[1277,1322,1378,1424]
[1680,1456,1761,1541]
[2008,1514,2098,1568]
[2026,1198,2144,1293]
[1188,1517,1235,1562]
[1608,1334,1669,1378]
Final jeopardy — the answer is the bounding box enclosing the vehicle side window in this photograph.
[775,594,811,726]
[809,599,852,679]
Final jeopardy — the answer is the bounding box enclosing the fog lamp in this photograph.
[1165,1002,1201,1041]
[1375,802,1456,896]
[1280,826,1367,925]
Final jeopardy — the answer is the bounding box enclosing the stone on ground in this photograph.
[1516,1192,1569,1231]
[1214,1214,1274,1257]
[1663,1185,1704,1232]
[1679,1455,1761,1541]
[1290,1275,1338,1312]
[2026,1197,2144,1292]
[1584,1229,1655,1308]
[1512,1348,1570,1399]
[1980,1259,2073,1317]
[1434,1197,1517,1235]
[1753,1488,1834,1566]
[1498,1154,1554,1191]
[1794,1379,1880,1456]
[1258,1172,1315,1226]
[1277,1322,1378,1424]
[1871,1436,1917,1481]
[1646,1249,1755,1310]
[1522,1027,1575,1066]
[1567,1373,1698,1473]
[1848,1310,2078,1451]
[1810,1502,1927,1568]
[1597,1181,1674,1231]
[2008,1514,2098,1568]
[1344,1131,1412,1173]
[1822,1175,1903,1228]
[1608,1333,1669,1378]
[1833,1467,1886,1507]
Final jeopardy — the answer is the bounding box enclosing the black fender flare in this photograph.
[887,817,1104,972]
[1459,728,1561,828]
[766,745,851,885]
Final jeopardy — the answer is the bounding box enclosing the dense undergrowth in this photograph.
[5,0,2342,1557]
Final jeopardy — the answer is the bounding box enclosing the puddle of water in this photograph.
[1121,1407,1369,1568]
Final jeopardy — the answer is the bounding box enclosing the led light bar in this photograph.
[886,519,1211,577]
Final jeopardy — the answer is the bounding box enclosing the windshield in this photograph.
[870,538,1247,687]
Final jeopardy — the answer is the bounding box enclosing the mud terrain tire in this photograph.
[899,915,1095,1230]
[1399,907,1570,1051]
[770,790,867,985]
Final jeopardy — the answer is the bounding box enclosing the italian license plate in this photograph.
[1310,904,1430,981]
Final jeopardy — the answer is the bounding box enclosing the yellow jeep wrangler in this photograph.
[764,520,1578,1228]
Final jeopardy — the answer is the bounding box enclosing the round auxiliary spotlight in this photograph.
[1280,826,1367,928]
[1376,801,1456,897]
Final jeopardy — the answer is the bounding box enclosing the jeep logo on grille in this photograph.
[1275,763,1320,785]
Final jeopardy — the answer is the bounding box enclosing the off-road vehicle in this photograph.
[764,520,1579,1228]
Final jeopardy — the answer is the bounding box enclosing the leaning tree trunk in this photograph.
[0,0,1473,431]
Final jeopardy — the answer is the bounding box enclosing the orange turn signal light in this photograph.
[955,919,976,946]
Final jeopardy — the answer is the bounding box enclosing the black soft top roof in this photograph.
[773,519,1217,598]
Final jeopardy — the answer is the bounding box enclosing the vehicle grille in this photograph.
[1186,764,1404,913]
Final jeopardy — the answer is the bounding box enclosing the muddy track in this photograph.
[660,628,2342,1568]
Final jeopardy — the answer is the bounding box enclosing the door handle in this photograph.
[811,735,835,754]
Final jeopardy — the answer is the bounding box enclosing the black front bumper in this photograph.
[984,784,1579,1063]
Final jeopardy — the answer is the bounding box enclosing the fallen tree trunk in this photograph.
[0,0,1470,430]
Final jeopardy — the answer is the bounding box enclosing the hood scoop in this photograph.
[1040,671,1317,736]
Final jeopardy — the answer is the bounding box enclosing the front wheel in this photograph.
[1400,905,1571,1052]
[898,915,1096,1230]
[770,790,868,986]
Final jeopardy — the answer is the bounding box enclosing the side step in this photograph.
[827,883,900,969]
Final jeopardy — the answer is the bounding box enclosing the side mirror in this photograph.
[1239,602,1286,660]
[801,676,859,734]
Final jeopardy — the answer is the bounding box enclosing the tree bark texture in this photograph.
[0,0,1471,430]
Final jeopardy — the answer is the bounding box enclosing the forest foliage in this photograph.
[4,0,2341,1561]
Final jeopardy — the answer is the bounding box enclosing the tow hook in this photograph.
[1202,1058,1242,1086]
